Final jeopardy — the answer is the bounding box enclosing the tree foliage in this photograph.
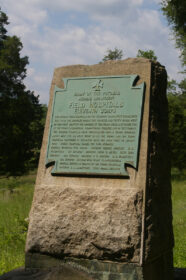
[137,49,157,61]
[167,81,186,170]
[0,8,43,176]
[136,49,185,170]
[101,47,123,62]
[160,0,186,169]
[161,0,186,66]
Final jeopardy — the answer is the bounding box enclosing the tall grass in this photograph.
[172,176,186,267]
[0,172,185,274]
[0,173,35,274]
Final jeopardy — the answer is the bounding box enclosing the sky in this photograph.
[0,0,184,104]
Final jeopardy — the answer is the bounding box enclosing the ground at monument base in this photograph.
[23,252,172,280]
[0,267,185,280]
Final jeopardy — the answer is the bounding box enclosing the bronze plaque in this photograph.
[46,75,145,176]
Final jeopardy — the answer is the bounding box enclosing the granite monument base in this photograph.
[25,252,173,280]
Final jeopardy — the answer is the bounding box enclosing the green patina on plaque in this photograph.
[46,75,145,176]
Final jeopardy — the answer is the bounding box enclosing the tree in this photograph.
[0,8,43,176]
[167,78,177,93]
[167,84,186,171]
[137,49,157,61]
[164,78,186,171]
[0,8,8,45]
[136,48,186,170]
[101,47,123,62]
[28,104,47,169]
[160,1,186,170]
[161,0,186,67]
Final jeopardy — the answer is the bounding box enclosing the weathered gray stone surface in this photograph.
[25,58,174,279]
[26,185,143,261]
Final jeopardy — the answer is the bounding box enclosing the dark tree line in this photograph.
[161,0,186,171]
[167,80,186,171]
[0,8,45,176]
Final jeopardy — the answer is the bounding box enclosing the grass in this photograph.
[0,172,35,274]
[0,171,185,275]
[172,175,186,268]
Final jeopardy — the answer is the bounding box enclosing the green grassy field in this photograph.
[0,173,35,274]
[172,177,186,268]
[0,173,185,274]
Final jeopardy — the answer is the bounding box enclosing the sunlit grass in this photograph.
[172,177,186,267]
[0,173,35,274]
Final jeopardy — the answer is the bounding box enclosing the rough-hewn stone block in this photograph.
[25,58,173,279]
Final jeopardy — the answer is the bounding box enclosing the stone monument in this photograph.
[25,58,174,280]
